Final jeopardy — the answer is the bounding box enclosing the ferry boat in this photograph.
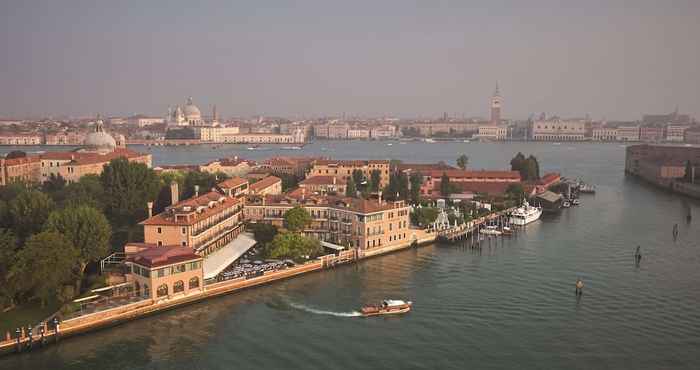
[509,200,543,226]
[361,299,412,317]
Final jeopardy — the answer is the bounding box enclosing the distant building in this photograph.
[199,157,254,177]
[592,127,618,141]
[314,124,330,138]
[478,125,507,140]
[299,175,347,195]
[419,169,521,197]
[685,128,700,144]
[0,134,42,145]
[44,131,86,145]
[328,123,349,139]
[129,115,165,127]
[166,97,204,127]
[308,159,391,188]
[666,125,690,142]
[370,125,396,139]
[639,126,665,142]
[220,129,305,144]
[347,127,370,139]
[530,119,586,141]
[616,126,640,141]
[196,126,240,142]
[259,156,320,178]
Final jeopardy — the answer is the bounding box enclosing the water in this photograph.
[2,141,699,369]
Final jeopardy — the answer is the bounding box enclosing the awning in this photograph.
[321,241,345,251]
[203,232,257,280]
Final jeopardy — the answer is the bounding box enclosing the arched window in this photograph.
[157,284,168,297]
[173,280,185,293]
[143,284,149,298]
[189,277,200,289]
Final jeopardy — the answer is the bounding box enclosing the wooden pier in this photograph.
[435,208,516,245]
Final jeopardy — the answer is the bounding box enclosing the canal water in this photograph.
[1,141,699,369]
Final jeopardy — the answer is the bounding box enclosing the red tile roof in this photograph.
[427,169,521,180]
[128,246,201,268]
[250,175,281,192]
[218,177,248,189]
[313,159,389,166]
[4,156,40,166]
[299,175,347,185]
[140,190,242,226]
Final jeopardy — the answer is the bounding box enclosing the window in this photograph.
[173,280,184,293]
[157,241,163,246]
[189,261,200,270]
[174,264,186,273]
[157,227,162,234]
[181,241,187,246]
[157,284,168,297]
[181,227,186,235]
[189,277,199,289]
[143,284,149,298]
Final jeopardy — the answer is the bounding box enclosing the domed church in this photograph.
[167,97,203,126]
[82,116,117,153]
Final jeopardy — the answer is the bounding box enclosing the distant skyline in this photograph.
[1,0,699,120]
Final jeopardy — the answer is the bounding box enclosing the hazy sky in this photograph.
[1,0,699,120]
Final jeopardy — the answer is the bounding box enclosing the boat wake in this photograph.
[289,302,361,317]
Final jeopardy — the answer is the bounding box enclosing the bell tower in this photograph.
[490,83,502,125]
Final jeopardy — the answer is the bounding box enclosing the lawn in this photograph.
[0,301,60,335]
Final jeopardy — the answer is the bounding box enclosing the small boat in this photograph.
[387,143,393,146]
[481,225,502,236]
[572,199,580,206]
[361,299,412,317]
[463,139,471,143]
[578,184,596,194]
[281,146,303,150]
[424,138,436,143]
[562,201,571,208]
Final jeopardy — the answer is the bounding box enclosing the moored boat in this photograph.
[361,299,412,317]
[481,225,503,236]
[509,200,543,226]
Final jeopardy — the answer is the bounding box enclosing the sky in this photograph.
[1,0,699,120]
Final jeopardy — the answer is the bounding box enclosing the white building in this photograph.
[478,125,507,140]
[166,97,204,126]
[129,115,165,127]
[666,125,690,142]
[592,127,618,141]
[370,124,396,139]
[347,128,370,139]
[530,120,586,141]
[616,126,640,141]
[197,126,240,142]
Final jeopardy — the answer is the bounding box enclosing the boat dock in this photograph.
[434,208,516,246]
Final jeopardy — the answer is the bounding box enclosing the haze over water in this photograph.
[1,141,698,369]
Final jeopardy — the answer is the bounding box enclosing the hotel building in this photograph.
[308,159,391,188]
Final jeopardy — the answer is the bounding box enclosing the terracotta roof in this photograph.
[39,148,147,165]
[434,181,515,195]
[140,190,242,226]
[4,156,40,166]
[313,159,389,166]
[299,175,346,185]
[218,177,248,189]
[250,175,281,192]
[396,162,455,171]
[247,193,404,214]
[128,246,201,268]
[427,169,521,180]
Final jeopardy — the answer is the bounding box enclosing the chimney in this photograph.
[147,201,153,218]
[333,176,336,185]
[302,188,306,200]
[170,181,179,205]
[195,185,199,197]
[378,191,383,204]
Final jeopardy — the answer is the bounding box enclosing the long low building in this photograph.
[308,159,390,188]
[419,169,521,197]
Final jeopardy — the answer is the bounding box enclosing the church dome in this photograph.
[183,97,201,120]
[83,118,116,153]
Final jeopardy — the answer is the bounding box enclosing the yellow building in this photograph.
[127,246,203,300]
[308,159,390,188]
[244,193,411,249]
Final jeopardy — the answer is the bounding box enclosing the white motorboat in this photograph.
[481,225,502,236]
[562,201,571,208]
[509,200,543,226]
[572,199,580,206]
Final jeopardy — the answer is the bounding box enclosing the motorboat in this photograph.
[509,200,543,226]
[481,225,502,236]
[562,201,571,208]
[578,184,596,194]
[281,146,303,150]
[424,138,436,143]
[502,226,513,236]
[361,299,412,317]
[572,199,580,206]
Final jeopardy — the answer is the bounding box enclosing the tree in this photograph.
[100,158,161,225]
[370,169,381,192]
[410,207,440,227]
[45,205,112,289]
[42,173,67,194]
[8,190,54,240]
[267,232,322,262]
[4,150,26,159]
[439,172,452,198]
[0,229,18,308]
[409,172,423,204]
[510,152,527,179]
[505,183,526,204]
[352,169,365,187]
[182,171,222,199]
[346,177,357,197]
[10,231,78,306]
[526,155,540,181]
[456,154,469,170]
[284,206,312,232]
[279,173,301,192]
[248,222,278,246]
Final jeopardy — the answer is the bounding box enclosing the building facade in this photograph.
[530,120,586,141]
[478,125,507,140]
[127,246,203,300]
[592,127,618,141]
[308,159,391,188]
[249,175,282,196]
[0,156,42,185]
[616,126,640,141]
[199,157,253,177]
[666,125,690,142]
[244,194,412,249]
[0,134,42,145]
[420,169,521,197]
